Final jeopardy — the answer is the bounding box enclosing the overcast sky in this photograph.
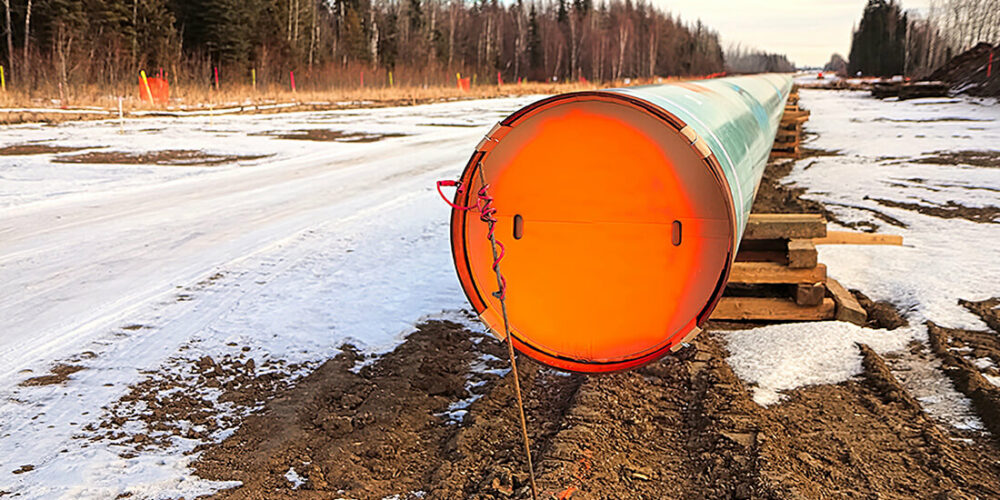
[653,0,932,67]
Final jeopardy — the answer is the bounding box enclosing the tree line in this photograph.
[724,44,794,74]
[0,0,727,92]
[846,0,999,77]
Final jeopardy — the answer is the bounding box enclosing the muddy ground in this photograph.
[52,149,272,166]
[158,153,1000,499]
[0,144,91,155]
[185,319,1000,499]
[256,129,408,142]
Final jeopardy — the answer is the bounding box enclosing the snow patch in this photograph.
[787,89,1000,331]
[284,467,306,489]
[437,349,509,424]
[721,321,913,406]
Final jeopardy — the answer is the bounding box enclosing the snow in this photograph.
[0,99,518,209]
[284,467,306,489]
[973,357,996,370]
[437,350,510,424]
[0,96,537,498]
[723,89,998,428]
[786,89,1000,331]
[721,322,912,406]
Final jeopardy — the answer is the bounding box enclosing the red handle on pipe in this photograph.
[436,180,477,210]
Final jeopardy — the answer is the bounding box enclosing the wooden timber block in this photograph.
[769,149,801,160]
[780,115,810,125]
[735,238,787,264]
[711,297,835,321]
[744,213,827,240]
[776,128,801,140]
[813,231,903,246]
[774,132,801,143]
[783,109,811,120]
[795,282,826,306]
[787,239,818,268]
[729,262,827,285]
[825,277,867,326]
[773,138,801,149]
[735,249,787,263]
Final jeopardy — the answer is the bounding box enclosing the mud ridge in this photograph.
[530,336,769,499]
[853,290,910,330]
[927,319,1000,439]
[751,341,1000,498]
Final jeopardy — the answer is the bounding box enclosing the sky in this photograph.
[653,0,932,67]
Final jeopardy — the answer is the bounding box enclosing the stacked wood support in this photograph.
[710,213,868,325]
[771,88,809,160]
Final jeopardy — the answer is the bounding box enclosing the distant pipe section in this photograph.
[448,74,794,373]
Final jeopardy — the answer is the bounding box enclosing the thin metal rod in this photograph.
[476,163,538,500]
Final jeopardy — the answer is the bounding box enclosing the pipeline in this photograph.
[446,74,793,373]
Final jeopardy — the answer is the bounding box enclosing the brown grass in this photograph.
[0,82,594,125]
[0,75,710,123]
[0,81,597,112]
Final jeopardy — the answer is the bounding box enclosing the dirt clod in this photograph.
[82,350,302,454]
[11,464,34,475]
[853,290,910,330]
[19,364,86,387]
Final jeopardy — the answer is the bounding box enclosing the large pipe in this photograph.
[448,74,793,373]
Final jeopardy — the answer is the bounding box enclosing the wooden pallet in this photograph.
[770,91,809,160]
[709,213,867,324]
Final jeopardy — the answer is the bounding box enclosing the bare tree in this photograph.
[22,0,30,78]
[615,21,629,80]
[647,17,657,77]
[2,0,12,79]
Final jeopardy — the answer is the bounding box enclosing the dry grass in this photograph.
[0,75,700,124]
[0,81,597,112]
[0,81,598,124]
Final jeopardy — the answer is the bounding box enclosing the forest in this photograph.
[0,0,728,93]
[846,0,999,77]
